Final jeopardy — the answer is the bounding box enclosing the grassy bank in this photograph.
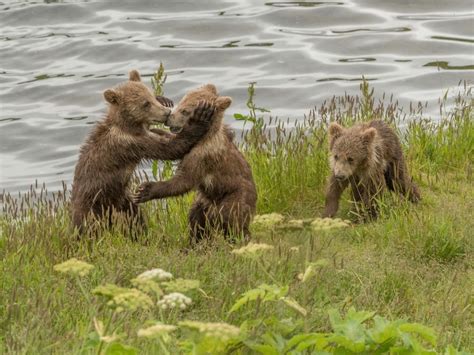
[1,83,473,354]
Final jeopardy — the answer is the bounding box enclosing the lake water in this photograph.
[0,0,473,193]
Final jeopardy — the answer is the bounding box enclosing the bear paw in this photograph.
[133,182,156,204]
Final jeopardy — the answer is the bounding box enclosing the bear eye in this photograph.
[143,101,151,109]
[334,155,339,160]
[181,109,190,116]
[347,157,354,163]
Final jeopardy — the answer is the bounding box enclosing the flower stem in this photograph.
[96,310,115,355]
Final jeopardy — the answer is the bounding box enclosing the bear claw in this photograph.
[133,182,155,204]
[156,96,174,108]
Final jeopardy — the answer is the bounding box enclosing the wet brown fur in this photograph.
[135,84,257,241]
[323,120,420,219]
[71,70,214,234]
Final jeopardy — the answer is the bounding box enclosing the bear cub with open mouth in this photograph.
[71,70,215,235]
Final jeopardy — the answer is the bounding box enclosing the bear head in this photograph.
[103,70,172,128]
[328,122,377,181]
[166,83,231,133]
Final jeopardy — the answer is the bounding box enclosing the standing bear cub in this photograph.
[71,70,215,234]
[134,84,257,241]
[323,120,420,219]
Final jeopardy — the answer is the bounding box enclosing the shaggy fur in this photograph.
[323,120,420,219]
[71,70,215,234]
[134,84,257,241]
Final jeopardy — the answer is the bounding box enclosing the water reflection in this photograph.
[265,2,344,7]
[424,62,474,71]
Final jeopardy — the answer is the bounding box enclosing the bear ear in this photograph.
[362,127,377,144]
[215,96,232,111]
[203,84,218,95]
[104,89,120,105]
[328,122,344,139]
[129,70,141,82]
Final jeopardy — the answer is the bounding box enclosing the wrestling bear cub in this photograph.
[134,84,257,241]
[323,120,420,219]
[71,70,215,234]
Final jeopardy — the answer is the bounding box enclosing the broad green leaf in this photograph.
[229,287,266,313]
[327,334,366,353]
[399,323,437,346]
[229,284,288,313]
[328,308,344,329]
[346,307,376,324]
[104,343,138,355]
[245,343,280,355]
[285,333,329,352]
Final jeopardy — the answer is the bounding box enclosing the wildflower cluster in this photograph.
[92,283,129,299]
[136,268,173,281]
[232,242,274,258]
[107,288,153,313]
[157,292,192,310]
[131,278,162,297]
[252,213,285,228]
[311,217,350,231]
[283,219,305,230]
[53,258,94,277]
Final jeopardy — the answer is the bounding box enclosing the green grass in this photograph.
[1,84,473,354]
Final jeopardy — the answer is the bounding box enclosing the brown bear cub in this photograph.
[323,120,420,219]
[71,70,215,234]
[134,84,257,241]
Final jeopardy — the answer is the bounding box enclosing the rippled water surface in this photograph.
[1,0,473,192]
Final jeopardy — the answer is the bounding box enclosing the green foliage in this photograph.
[151,62,167,97]
[150,62,170,180]
[229,284,289,313]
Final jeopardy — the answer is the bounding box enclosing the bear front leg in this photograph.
[137,101,215,161]
[133,174,195,204]
[323,175,349,218]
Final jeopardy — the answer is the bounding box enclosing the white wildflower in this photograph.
[136,268,173,281]
[157,292,192,311]
[53,258,94,277]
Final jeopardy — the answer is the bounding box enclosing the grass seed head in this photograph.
[137,323,177,338]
